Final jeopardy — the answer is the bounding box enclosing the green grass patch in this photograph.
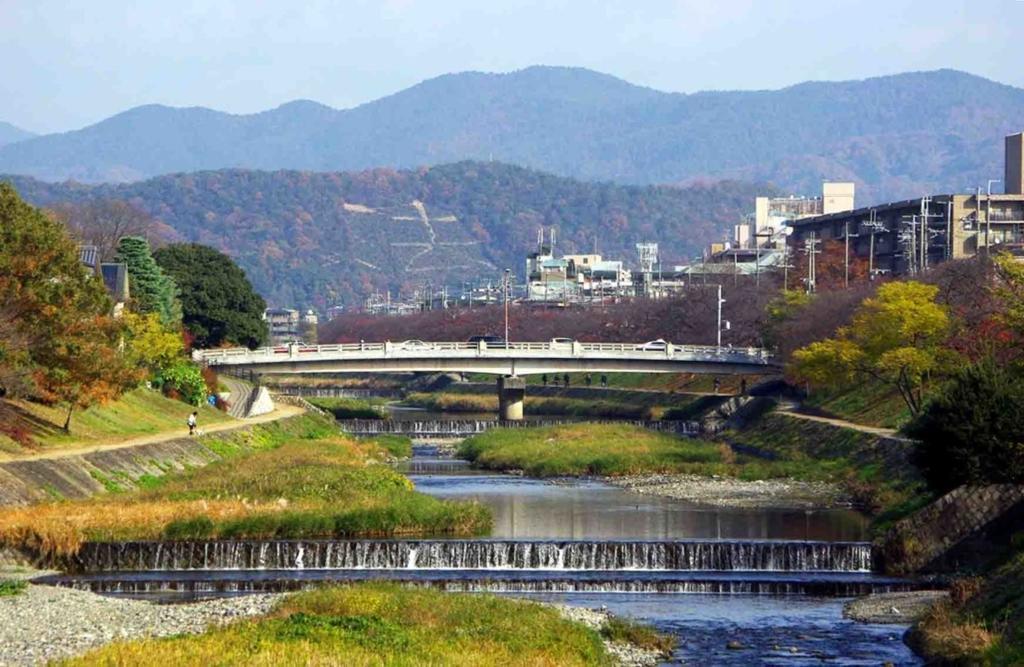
[459,423,725,477]
[369,434,413,459]
[601,617,676,655]
[0,415,489,558]
[60,584,615,666]
[0,388,233,454]
[726,412,929,523]
[306,397,387,420]
[0,579,27,597]
[803,380,914,430]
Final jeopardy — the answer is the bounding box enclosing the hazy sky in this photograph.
[3,0,1022,134]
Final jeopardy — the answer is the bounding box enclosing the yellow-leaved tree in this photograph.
[791,281,952,415]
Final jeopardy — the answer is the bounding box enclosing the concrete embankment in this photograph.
[0,414,308,506]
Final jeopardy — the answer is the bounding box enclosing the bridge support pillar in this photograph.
[497,375,525,421]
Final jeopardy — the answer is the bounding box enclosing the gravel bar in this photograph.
[843,590,949,624]
[0,577,282,666]
[607,473,849,509]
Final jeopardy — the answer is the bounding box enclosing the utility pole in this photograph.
[920,198,929,272]
[503,269,511,344]
[804,232,820,294]
[716,284,725,348]
[863,209,885,280]
[987,179,1001,255]
[844,221,850,289]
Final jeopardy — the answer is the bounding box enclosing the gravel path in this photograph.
[0,576,282,666]
[607,473,848,509]
[843,590,948,624]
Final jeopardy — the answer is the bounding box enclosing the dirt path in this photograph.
[774,408,911,440]
[0,404,304,463]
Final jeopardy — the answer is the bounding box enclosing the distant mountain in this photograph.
[1,67,1022,202]
[0,121,35,148]
[5,162,767,308]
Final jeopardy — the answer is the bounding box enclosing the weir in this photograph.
[38,570,917,598]
[338,419,703,437]
[67,539,876,573]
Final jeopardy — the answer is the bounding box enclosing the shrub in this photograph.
[908,360,1024,492]
[155,361,208,406]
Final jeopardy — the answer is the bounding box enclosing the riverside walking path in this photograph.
[0,404,304,463]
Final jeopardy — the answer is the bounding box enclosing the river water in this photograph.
[401,442,922,665]
[35,416,923,664]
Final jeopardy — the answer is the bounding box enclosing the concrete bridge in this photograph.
[194,341,778,420]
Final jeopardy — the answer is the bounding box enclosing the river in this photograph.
[36,412,924,664]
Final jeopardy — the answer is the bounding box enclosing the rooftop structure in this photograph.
[787,133,1024,279]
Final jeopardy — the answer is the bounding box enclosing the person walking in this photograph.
[187,411,198,436]
[563,373,570,388]
[585,374,592,387]
[542,374,548,387]
[600,374,608,388]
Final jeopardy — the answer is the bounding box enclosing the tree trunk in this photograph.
[63,404,74,432]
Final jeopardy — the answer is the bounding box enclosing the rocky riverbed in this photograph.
[843,590,949,624]
[607,473,849,509]
[552,603,667,666]
[0,575,282,665]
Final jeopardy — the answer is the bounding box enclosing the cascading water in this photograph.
[339,419,702,437]
[69,539,875,572]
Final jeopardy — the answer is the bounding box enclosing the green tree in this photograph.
[791,281,951,415]
[115,236,180,324]
[153,243,268,349]
[907,361,1024,492]
[0,183,137,429]
[123,312,184,377]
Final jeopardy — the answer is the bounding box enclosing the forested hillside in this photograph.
[1,67,1021,203]
[0,121,34,148]
[5,162,765,308]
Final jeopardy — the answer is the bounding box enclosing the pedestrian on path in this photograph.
[187,412,198,436]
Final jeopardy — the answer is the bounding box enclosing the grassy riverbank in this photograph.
[910,548,1024,664]
[0,388,233,456]
[0,415,487,558]
[458,422,844,480]
[724,412,930,523]
[305,396,388,419]
[59,583,662,666]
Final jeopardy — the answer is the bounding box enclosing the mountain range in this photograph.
[5,162,767,309]
[0,122,35,148]
[1,67,1022,203]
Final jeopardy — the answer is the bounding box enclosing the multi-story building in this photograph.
[788,133,1024,277]
[734,182,855,250]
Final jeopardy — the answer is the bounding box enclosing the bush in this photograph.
[908,361,1024,492]
[155,361,208,406]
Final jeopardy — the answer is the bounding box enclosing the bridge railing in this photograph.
[193,341,775,365]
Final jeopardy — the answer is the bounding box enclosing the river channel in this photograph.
[37,412,924,664]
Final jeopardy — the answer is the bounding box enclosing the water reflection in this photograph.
[410,473,868,541]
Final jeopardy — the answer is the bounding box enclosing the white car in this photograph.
[550,337,575,348]
[398,339,432,350]
[637,338,668,351]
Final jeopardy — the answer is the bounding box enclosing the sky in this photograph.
[2,0,1022,134]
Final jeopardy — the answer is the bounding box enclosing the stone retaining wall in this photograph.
[880,484,1024,575]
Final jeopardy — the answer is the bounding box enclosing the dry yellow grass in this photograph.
[912,601,996,663]
[0,499,287,557]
